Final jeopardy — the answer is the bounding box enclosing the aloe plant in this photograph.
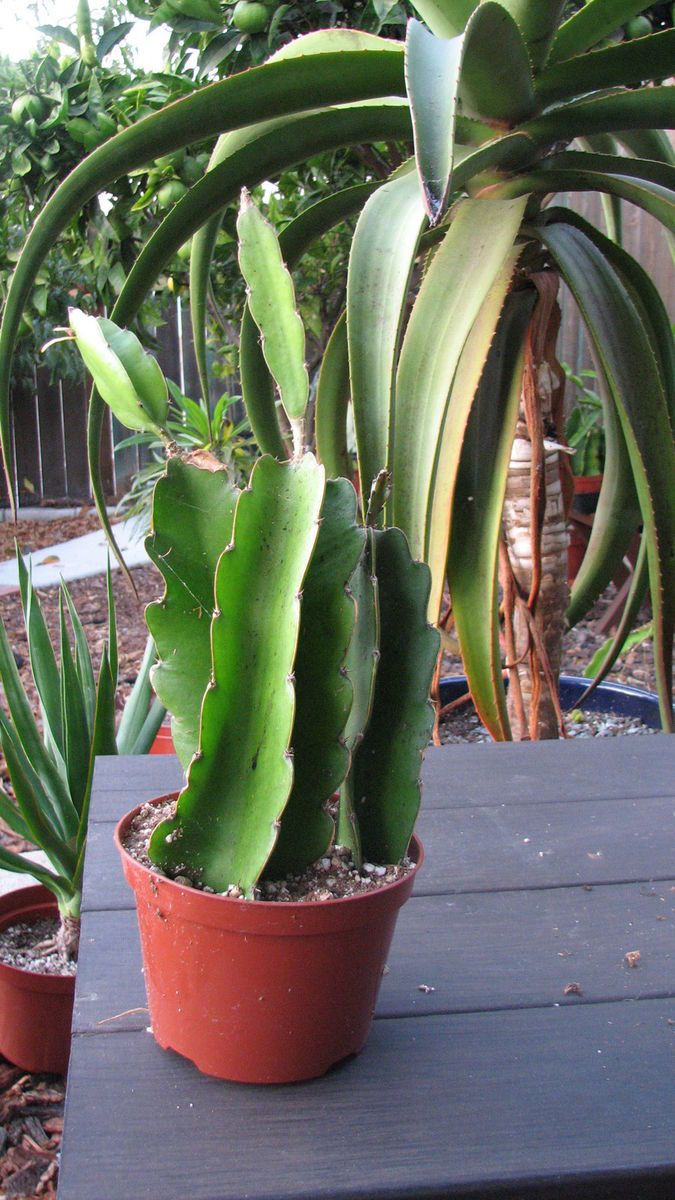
[67,192,439,894]
[0,1,672,738]
[0,565,163,959]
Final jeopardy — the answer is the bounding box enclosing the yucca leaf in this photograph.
[315,312,352,481]
[0,710,77,877]
[550,1,664,65]
[348,167,427,510]
[538,28,675,104]
[61,580,96,734]
[16,554,64,755]
[72,642,117,892]
[0,788,31,843]
[59,593,92,816]
[129,696,168,757]
[447,289,535,742]
[540,220,675,730]
[0,843,72,906]
[392,196,527,561]
[425,244,523,622]
[408,0,477,38]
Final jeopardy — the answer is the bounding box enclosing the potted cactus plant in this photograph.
[67,191,439,1086]
[0,562,162,1074]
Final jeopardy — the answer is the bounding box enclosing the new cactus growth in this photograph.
[69,193,439,897]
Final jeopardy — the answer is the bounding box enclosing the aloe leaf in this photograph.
[523,88,675,146]
[543,151,675,192]
[116,635,158,755]
[392,196,526,562]
[425,244,522,622]
[17,554,64,755]
[487,168,675,233]
[459,2,536,123]
[579,537,649,696]
[0,617,77,837]
[447,289,535,742]
[149,454,325,895]
[408,0,477,38]
[315,312,352,480]
[405,18,463,224]
[59,593,91,817]
[267,479,366,877]
[239,182,378,459]
[540,220,675,730]
[494,0,566,70]
[237,191,309,428]
[550,1,664,64]
[337,529,380,861]
[0,710,77,878]
[538,29,675,104]
[348,168,427,510]
[351,528,438,865]
[616,129,675,166]
[0,37,408,505]
[145,456,239,769]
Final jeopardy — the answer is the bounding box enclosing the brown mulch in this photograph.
[0,1059,64,1199]
[0,510,103,564]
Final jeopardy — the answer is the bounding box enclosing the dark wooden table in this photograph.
[59,738,675,1200]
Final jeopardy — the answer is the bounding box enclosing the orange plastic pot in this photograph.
[0,885,75,1074]
[150,720,175,756]
[116,795,422,1084]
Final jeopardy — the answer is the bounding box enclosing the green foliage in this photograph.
[563,365,605,477]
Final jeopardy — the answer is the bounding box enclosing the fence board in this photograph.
[36,369,67,499]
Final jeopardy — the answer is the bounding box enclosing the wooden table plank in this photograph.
[72,878,675,1035]
[89,734,675,823]
[81,795,675,912]
[60,999,675,1200]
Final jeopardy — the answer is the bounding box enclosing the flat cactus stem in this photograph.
[266,478,366,878]
[145,455,238,768]
[149,454,325,895]
[351,528,439,865]
[337,528,379,865]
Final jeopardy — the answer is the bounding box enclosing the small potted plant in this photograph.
[0,563,161,1074]
[68,192,439,1085]
[562,364,606,581]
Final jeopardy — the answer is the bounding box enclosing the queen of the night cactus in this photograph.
[69,192,439,896]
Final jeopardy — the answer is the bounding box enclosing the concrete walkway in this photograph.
[0,516,149,594]
[0,851,50,896]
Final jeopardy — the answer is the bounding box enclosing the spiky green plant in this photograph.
[0,564,163,959]
[0,1,673,738]
[67,193,439,894]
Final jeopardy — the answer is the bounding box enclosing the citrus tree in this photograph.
[0,0,672,738]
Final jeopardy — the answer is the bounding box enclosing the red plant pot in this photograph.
[0,886,75,1074]
[115,795,422,1084]
[150,720,175,756]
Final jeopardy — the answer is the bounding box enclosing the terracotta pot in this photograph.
[567,474,603,582]
[0,885,75,1074]
[116,796,422,1084]
[150,720,175,756]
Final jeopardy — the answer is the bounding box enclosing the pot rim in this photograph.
[0,884,76,993]
[115,793,424,913]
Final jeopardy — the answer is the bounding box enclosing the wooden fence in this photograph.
[3,198,674,506]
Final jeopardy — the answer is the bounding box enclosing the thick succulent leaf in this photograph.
[337,529,380,861]
[350,528,439,865]
[237,192,309,426]
[540,220,675,730]
[459,3,536,122]
[543,150,675,191]
[348,167,427,509]
[409,0,477,37]
[550,1,665,64]
[266,479,366,877]
[486,169,675,234]
[447,289,535,742]
[0,615,77,839]
[524,88,675,147]
[315,312,352,480]
[494,0,566,70]
[406,18,462,223]
[0,38,408,507]
[538,29,675,104]
[145,456,239,769]
[616,128,675,166]
[149,455,325,894]
[69,310,167,435]
[578,535,649,700]
[115,636,158,755]
[392,197,527,561]
[425,244,522,622]
[129,698,167,757]
[240,182,378,459]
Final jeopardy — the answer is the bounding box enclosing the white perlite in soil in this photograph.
[0,916,76,976]
[123,799,413,901]
[441,705,659,744]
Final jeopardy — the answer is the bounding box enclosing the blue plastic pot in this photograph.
[439,674,660,730]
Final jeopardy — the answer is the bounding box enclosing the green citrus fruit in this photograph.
[625,15,652,38]
[232,1,269,34]
[156,180,189,208]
